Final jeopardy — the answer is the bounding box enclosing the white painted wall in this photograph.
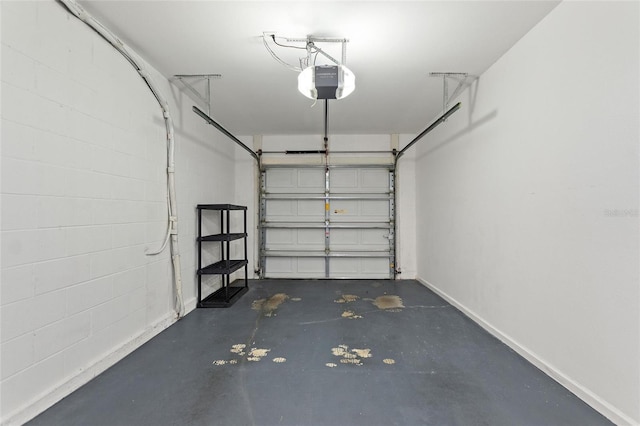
[396,138,417,279]
[233,139,259,279]
[415,2,639,424]
[0,1,236,423]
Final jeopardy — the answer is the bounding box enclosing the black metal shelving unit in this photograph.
[196,204,248,307]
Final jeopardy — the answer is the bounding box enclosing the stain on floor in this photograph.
[331,344,372,366]
[230,344,246,356]
[334,294,359,304]
[341,310,363,319]
[372,295,404,310]
[351,348,372,359]
[247,348,270,361]
[252,293,289,317]
[214,344,272,366]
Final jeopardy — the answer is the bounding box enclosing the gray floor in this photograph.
[29,279,612,426]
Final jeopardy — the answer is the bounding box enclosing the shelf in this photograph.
[198,233,247,242]
[198,282,248,308]
[197,204,249,308]
[197,204,247,211]
[198,259,248,275]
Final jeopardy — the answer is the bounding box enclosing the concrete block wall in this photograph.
[1,1,236,423]
[414,2,639,424]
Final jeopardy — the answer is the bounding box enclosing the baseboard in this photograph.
[3,311,180,426]
[184,296,198,313]
[417,277,638,426]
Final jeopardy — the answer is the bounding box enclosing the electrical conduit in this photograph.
[58,0,185,317]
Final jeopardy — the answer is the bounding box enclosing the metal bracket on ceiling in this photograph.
[430,72,468,117]
[286,35,349,67]
[172,74,222,115]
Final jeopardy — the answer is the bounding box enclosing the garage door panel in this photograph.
[264,257,325,278]
[266,257,293,273]
[330,258,359,274]
[330,169,389,193]
[361,229,390,245]
[267,169,297,189]
[329,258,389,278]
[266,200,295,216]
[330,229,358,244]
[330,169,358,189]
[361,258,391,275]
[360,200,389,217]
[265,229,294,245]
[265,229,324,250]
[297,258,325,273]
[329,200,358,218]
[266,200,324,221]
[266,169,324,194]
[360,169,389,189]
[297,200,324,216]
[297,169,325,189]
[261,165,394,279]
[330,200,388,219]
[330,229,389,251]
[297,229,324,245]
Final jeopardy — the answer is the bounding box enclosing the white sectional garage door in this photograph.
[259,165,395,279]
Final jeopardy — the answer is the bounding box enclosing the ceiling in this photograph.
[79,1,560,136]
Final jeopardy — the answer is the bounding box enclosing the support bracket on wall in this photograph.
[429,72,468,116]
[172,74,222,115]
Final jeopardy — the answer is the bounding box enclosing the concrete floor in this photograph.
[29,279,612,426]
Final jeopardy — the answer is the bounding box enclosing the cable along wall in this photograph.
[57,0,185,317]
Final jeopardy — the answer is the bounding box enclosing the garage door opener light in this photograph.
[297,64,355,100]
[263,33,355,100]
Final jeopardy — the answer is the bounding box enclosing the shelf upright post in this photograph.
[197,207,202,306]
[244,208,248,288]
[225,209,230,300]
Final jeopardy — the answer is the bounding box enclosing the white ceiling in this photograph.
[79,1,560,135]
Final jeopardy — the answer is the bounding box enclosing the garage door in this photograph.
[259,164,395,279]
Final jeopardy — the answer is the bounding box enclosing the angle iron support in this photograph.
[173,74,221,115]
[285,36,350,66]
[286,36,349,43]
[429,72,468,116]
[314,45,341,66]
[341,40,347,65]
